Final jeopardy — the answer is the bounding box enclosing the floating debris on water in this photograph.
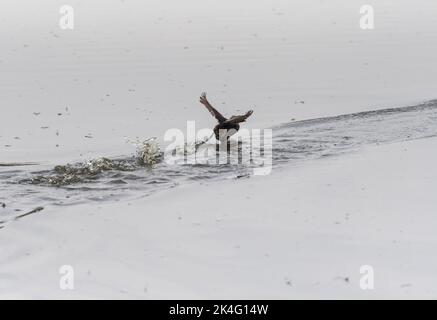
[15,207,44,220]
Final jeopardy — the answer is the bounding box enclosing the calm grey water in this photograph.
[1,100,437,227]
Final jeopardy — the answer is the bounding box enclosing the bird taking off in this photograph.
[199,92,253,141]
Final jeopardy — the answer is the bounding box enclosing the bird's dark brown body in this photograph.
[213,123,240,141]
[199,92,253,142]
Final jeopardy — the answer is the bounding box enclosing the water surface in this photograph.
[1,100,436,227]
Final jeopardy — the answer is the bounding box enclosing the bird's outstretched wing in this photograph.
[225,110,254,124]
[199,92,227,123]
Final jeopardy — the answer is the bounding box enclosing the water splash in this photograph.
[23,157,137,187]
[126,137,162,165]
[171,133,215,157]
